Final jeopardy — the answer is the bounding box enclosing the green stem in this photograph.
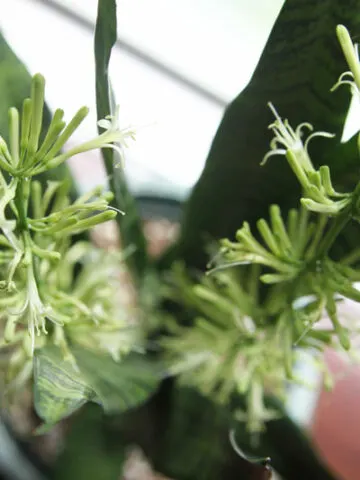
[23,230,42,292]
[317,212,349,257]
[14,178,30,231]
[317,182,360,257]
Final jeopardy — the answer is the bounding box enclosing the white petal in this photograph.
[304,131,335,152]
[295,123,313,137]
[97,119,112,130]
[261,149,287,165]
[341,89,360,142]
[8,296,29,315]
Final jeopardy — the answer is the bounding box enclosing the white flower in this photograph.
[334,26,360,141]
[97,105,121,131]
[331,70,360,97]
[331,52,360,143]
[94,327,137,361]
[97,105,136,168]
[57,105,136,169]
[8,261,65,354]
[262,103,334,168]
[0,177,18,244]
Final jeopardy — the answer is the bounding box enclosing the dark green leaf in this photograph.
[72,346,161,414]
[178,0,360,269]
[54,405,123,480]
[90,383,335,480]
[94,0,148,283]
[231,395,337,480]
[155,3,346,478]
[151,386,271,480]
[145,386,335,480]
[33,346,94,424]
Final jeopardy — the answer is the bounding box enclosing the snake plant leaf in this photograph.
[72,346,161,414]
[33,346,94,425]
[153,387,337,480]
[178,0,360,269]
[150,386,275,480]
[54,405,124,480]
[231,394,337,480]
[0,31,77,199]
[94,0,148,284]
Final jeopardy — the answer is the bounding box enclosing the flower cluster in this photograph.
[162,262,336,433]
[162,197,360,432]
[161,25,360,433]
[0,74,140,391]
[218,204,359,351]
[262,103,350,215]
[262,25,360,217]
[0,75,135,179]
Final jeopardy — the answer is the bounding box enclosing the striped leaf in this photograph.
[94,0,148,284]
[33,346,94,425]
[33,345,161,425]
[72,346,161,414]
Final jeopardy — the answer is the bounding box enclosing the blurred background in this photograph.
[0,0,284,198]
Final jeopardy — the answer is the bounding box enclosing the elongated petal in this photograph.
[261,148,287,165]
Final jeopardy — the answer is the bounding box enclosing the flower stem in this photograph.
[14,178,30,231]
[317,182,360,257]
